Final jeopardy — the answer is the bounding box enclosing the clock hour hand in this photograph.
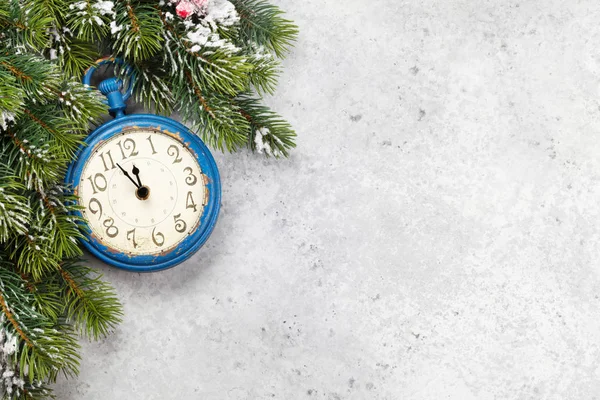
[132,164,142,187]
[116,163,140,188]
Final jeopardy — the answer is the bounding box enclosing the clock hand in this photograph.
[116,163,140,188]
[132,164,142,187]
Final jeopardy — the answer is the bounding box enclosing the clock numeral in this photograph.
[183,167,197,186]
[102,217,119,238]
[152,227,165,247]
[88,198,103,220]
[186,191,197,212]
[116,138,139,159]
[173,213,187,233]
[99,150,116,172]
[167,145,182,164]
[86,173,107,194]
[126,228,138,248]
[146,135,157,155]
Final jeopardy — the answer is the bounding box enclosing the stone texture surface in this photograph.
[55,0,600,399]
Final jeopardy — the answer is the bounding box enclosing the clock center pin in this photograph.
[136,185,150,200]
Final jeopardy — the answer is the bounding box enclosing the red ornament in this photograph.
[176,1,195,18]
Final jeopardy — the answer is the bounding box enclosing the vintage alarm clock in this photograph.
[65,58,221,272]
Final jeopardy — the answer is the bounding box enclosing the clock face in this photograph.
[77,128,208,256]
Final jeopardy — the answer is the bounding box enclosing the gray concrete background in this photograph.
[55,0,600,399]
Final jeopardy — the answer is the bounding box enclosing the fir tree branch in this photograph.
[28,276,63,324]
[21,107,83,160]
[57,261,122,340]
[130,62,174,115]
[112,1,164,62]
[43,189,85,261]
[5,189,85,281]
[58,38,100,78]
[67,0,111,42]
[159,11,252,96]
[56,79,107,128]
[177,71,250,151]
[1,128,64,191]
[15,384,55,400]
[0,290,34,350]
[0,55,60,105]
[246,46,280,95]
[230,0,298,58]
[0,167,30,242]
[0,0,53,50]
[185,71,216,119]
[0,63,32,83]
[0,68,25,119]
[235,95,296,157]
[34,0,67,20]
[0,267,80,385]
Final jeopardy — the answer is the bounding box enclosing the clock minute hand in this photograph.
[116,163,140,188]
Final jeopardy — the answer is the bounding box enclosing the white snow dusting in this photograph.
[2,332,16,356]
[69,1,87,10]
[0,111,15,131]
[254,128,273,155]
[203,0,239,28]
[110,20,123,34]
[251,43,274,61]
[0,328,27,396]
[187,25,212,47]
[186,24,239,54]
[179,0,241,54]
[93,1,115,16]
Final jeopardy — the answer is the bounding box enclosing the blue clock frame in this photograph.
[65,59,221,272]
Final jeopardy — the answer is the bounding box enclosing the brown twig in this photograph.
[58,264,84,299]
[23,109,57,135]
[126,2,140,32]
[0,290,33,347]
[4,129,32,158]
[185,71,216,118]
[1,61,32,81]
